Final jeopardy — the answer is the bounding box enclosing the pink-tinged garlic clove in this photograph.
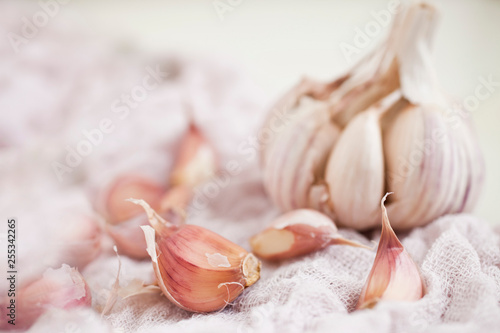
[250,209,370,261]
[106,209,181,260]
[356,193,425,310]
[129,198,260,313]
[106,213,150,260]
[1,265,91,330]
[325,109,385,230]
[105,175,165,224]
[159,184,193,220]
[58,214,102,269]
[170,123,217,188]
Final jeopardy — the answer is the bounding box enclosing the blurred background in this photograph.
[1,0,499,224]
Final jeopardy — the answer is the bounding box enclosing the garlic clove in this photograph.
[325,108,385,230]
[292,120,340,209]
[260,76,347,167]
[106,213,151,260]
[308,182,336,217]
[356,193,425,310]
[130,199,261,313]
[100,246,161,315]
[263,97,321,210]
[1,265,91,330]
[455,118,485,213]
[159,184,192,221]
[382,102,482,230]
[104,175,165,224]
[170,123,217,188]
[107,206,183,260]
[57,214,102,269]
[250,209,370,261]
[263,97,340,211]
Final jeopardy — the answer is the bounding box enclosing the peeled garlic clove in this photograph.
[170,123,217,188]
[104,175,165,224]
[356,194,425,310]
[325,108,385,229]
[250,209,369,261]
[0,265,91,330]
[130,199,260,313]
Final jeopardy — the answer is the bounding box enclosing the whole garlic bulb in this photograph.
[261,2,484,230]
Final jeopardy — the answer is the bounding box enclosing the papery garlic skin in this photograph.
[250,209,369,261]
[0,265,91,330]
[106,124,217,259]
[261,77,346,167]
[356,194,425,310]
[259,2,484,231]
[132,199,260,313]
[325,109,385,230]
[263,97,340,212]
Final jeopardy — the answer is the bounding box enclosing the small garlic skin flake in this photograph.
[356,193,425,310]
[206,253,231,268]
[132,199,261,313]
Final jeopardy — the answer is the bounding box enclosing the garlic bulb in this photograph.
[1,265,91,330]
[356,194,425,309]
[261,2,484,230]
[130,199,260,313]
[250,209,369,261]
[57,214,102,269]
